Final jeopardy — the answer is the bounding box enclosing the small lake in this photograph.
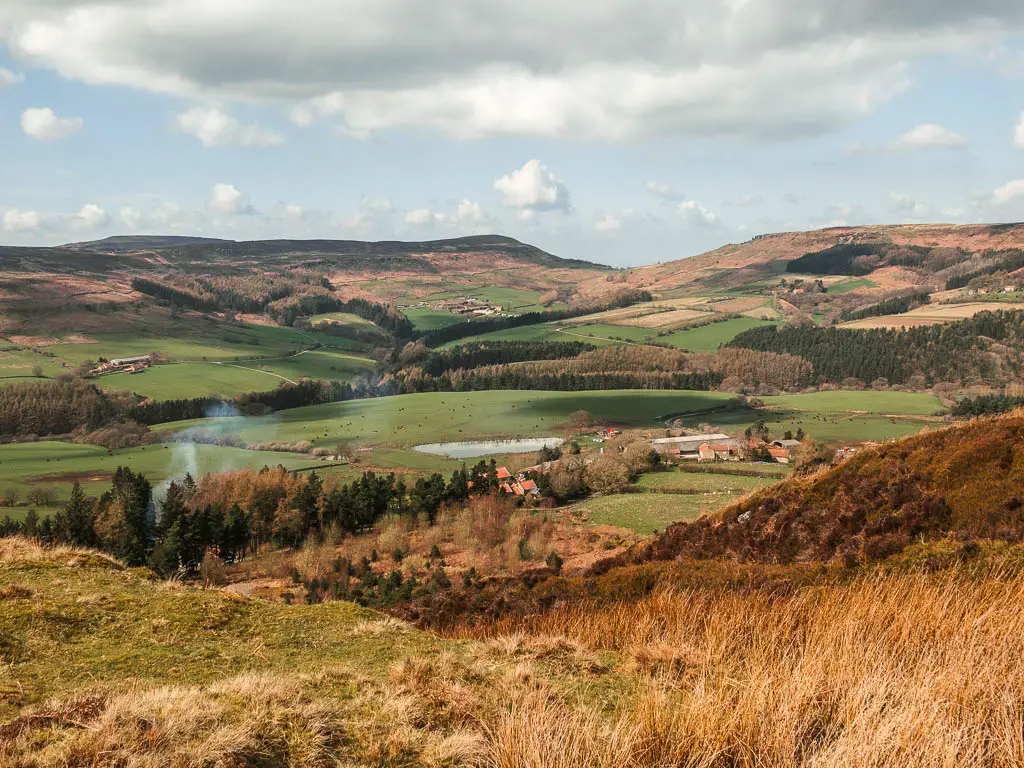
[413,437,564,459]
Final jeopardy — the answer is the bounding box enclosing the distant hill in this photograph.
[30,234,604,273]
[617,223,1024,295]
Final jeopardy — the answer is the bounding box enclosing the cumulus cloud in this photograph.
[2,209,40,233]
[0,68,22,88]
[1015,113,1024,149]
[992,180,1024,206]
[209,183,253,214]
[73,203,110,229]
[678,200,718,227]
[594,213,623,232]
[20,107,82,141]
[8,1,1021,141]
[645,182,683,201]
[457,199,489,226]
[889,191,934,220]
[174,106,285,148]
[495,160,570,214]
[848,123,967,154]
[405,208,445,226]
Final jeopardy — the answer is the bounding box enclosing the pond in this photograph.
[413,437,564,459]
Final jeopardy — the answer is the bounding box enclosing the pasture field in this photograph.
[40,323,338,366]
[403,307,464,331]
[0,441,324,499]
[154,390,738,451]
[840,302,1024,329]
[247,349,376,382]
[636,468,783,494]
[762,390,943,415]
[563,323,657,342]
[97,362,289,400]
[0,348,68,379]
[567,488,740,534]
[827,277,876,294]
[659,317,779,350]
[308,312,381,330]
[93,350,377,400]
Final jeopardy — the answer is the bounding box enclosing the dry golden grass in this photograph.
[453,565,1024,767]
[0,537,122,569]
[619,308,712,328]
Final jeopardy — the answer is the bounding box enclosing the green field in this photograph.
[403,307,465,331]
[762,390,943,416]
[636,468,784,494]
[827,278,876,295]
[98,362,288,399]
[0,441,330,500]
[659,317,779,351]
[0,348,69,379]
[568,488,743,534]
[42,323,336,367]
[156,390,737,451]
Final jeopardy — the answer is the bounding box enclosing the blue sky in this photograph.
[1,1,1023,267]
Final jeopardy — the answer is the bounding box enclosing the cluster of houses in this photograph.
[495,466,540,497]
[651,433,801,464]
[89,355,151,376]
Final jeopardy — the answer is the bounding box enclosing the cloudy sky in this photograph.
[1,1,1023,266]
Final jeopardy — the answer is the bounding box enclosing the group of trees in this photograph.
[0,378,136,439]
[729,310,1024,386]
[839,291,931,323]
[944,249,1024,290]
[411,341,594,377]
[4,458,543,575]
[132,272,412,339]
[952,394,1024,417]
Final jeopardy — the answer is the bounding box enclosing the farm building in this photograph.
[90,355,152,376]
[768,447,792,464]
[652,433,736,460]
[698,443,739,462]
[772,439,802,449]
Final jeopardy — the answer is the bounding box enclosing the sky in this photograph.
[0,1,1023,267]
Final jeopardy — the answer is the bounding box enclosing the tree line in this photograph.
[3,460,530,574]
[0,378,136,439]
[728,310,1024,386]
[951,394,1024,417]
[839,291,930,323]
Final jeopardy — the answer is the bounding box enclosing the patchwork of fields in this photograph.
[840,301,1024,329]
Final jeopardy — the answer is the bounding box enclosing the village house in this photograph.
[768,447,791,464]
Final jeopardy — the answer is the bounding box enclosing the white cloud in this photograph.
[678,200,718,227]
[73,203,110,229]
[2,209,40,233]
[889,191,934,220]
[1015,112,1024,149]
[209,183,252,214]
[646,182,683,201]
[595,213,622,232]
[20,107,83,141]
[849,123,968,155]
[174,106,285,148]
[0,68,23,88]
[892,123,967,150]
[120,206,142,229]
[992,180,1024,206]
[495,160,570,213]
[10,1,1019,141]
[405,208,445,226]
[457,199,488,226]
[284,203,305,220]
